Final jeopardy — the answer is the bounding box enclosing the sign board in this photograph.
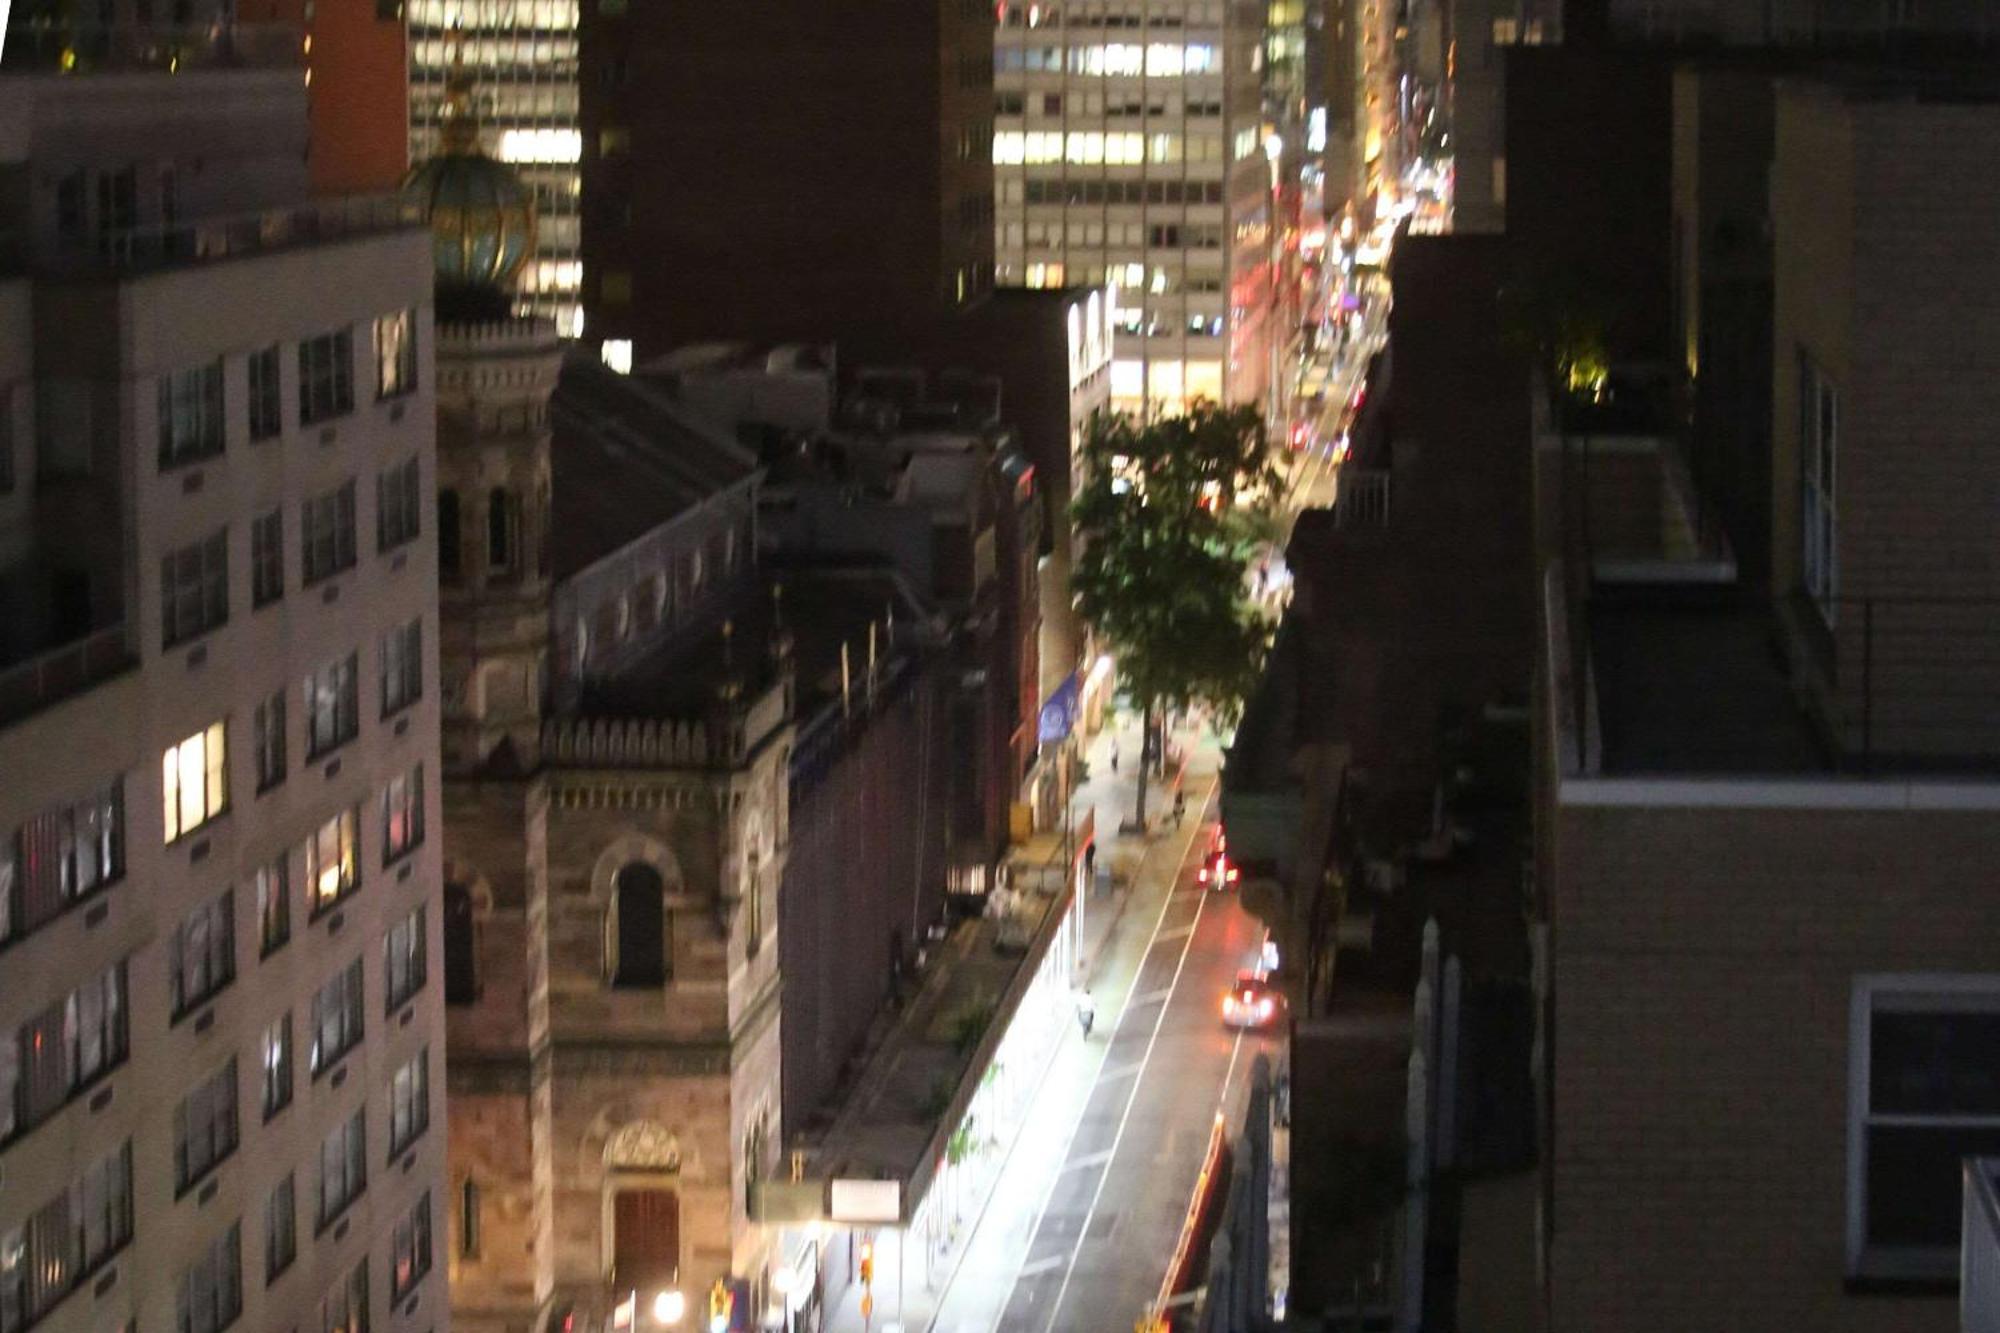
[829,1179,902,1224]
[1038,673,1081,745]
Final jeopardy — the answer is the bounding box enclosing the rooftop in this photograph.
[800,869,1074,1211]
[1586,586,1825,774]
[550,355,760,579]
[17,193,423,280]
[0,19,302,75]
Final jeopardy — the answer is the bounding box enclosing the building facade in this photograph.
[0,62,445,1333]
[429,306,787,1332]
[1532,75,2000,1331]
[578,0,996,372]
[991,0,1277,417]
[407,0,583,335]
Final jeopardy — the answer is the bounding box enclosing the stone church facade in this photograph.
[432,316,784,1333]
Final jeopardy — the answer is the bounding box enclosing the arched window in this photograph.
[488,487,517,573]
[610,863,668,987]
[444,880,479,1004]
[438,491,462,582]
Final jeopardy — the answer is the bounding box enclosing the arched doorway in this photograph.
[611,1189,681,1295]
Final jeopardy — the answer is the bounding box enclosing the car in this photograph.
[1196,847,1239,889]
[1222,972,1287,1030]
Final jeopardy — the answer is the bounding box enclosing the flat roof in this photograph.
[1588,588,1826,774]
[804,881,1071,1197]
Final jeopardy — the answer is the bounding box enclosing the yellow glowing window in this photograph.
[162,722,228,843]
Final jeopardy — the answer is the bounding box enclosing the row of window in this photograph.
[157,311,416,472]
[997,4,1230,27]
[1006,220,1227,249]
[1,1167,429,1333]
[995,41,1222,75]
[1015,177,1230,205]
[0,781,123,949]
[160,462,422,651]
[993,129,1226,165]
[165,624,423,841]
[996,90,1226,116]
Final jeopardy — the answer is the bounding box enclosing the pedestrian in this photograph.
[1110,742,1120,774]
[1076,988,1097,1038]
[1174,790,1187,828]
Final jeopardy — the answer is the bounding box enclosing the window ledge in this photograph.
[174,1144,238,1201]
[170,977,236,1026]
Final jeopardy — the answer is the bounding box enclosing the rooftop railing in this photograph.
[0,19,302,74]
[0,624,134,730]
[50,193,425,277]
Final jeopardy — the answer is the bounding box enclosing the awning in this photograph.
[1038,672,1082,744]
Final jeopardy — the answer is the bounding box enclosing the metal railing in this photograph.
[1814,594,2000,771]
[0,20,303,73]
[1332,468,1391,530]
[0,625,134,729]
[51,193,425,276]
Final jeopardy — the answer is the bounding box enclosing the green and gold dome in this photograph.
[403,68,536,320]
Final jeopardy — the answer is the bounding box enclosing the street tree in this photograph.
[1071,399,1285,829]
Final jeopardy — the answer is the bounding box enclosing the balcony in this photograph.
[0,624,134,731]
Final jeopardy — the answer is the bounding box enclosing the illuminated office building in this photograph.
[992,2,1276,417]
[407,0,583,335]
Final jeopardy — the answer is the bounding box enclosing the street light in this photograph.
[651,1289,686,1326]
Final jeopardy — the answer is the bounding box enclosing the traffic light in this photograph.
[858,1239,874,1287]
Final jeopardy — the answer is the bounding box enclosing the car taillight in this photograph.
[1257,999,1274,1018]
[1226,868,1240,883]
[1198,868,1210,882]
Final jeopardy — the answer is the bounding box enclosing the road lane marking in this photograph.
[1037,783,1218,1333]
[925,772,1215,1333]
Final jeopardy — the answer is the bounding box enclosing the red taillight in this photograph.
[1197,868,1210,882]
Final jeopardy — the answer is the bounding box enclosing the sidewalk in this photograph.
[820,711,1214,1333]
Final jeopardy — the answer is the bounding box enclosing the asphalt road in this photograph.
[993,788,1274,1333]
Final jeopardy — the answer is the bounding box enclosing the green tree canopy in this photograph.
[1071,400,1285,824]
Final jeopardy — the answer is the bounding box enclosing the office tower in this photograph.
[991,0,1276,417]
[0,29,445,1333]
[577,0,996,370]
[407,0,583,335]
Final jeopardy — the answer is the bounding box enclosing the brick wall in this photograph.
[1547,795,2000,1333]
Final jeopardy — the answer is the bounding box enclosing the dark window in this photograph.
[301,481,357,585]
[251,508,284,607]
[158,362,225,468]
[443,882,478,1005]
[298,329,354,425]
[248,345,282,440]
[487,488,517,573]
[174,1058,239,1194]
[161,528,229,648]
[438,491,462,582]
[254,689,286,792]
[265,1174,297,1283]
[376,456,421,553]
[169,888,236,1018]
[611,864,667,988]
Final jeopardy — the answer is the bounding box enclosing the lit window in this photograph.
[162,722,228,843]
[496,128,582,163]
[381,764,425,865]
[305,808,359,912]
[600,339,634,374]
[373,308,418,399]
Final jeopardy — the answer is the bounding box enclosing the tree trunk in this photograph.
[1131,701,1153,830]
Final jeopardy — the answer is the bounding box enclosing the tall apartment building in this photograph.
[577,0,996,370]
[1529,73,2000,1332]
[0,42,445,1333]
[992,0,1277,417]
[407,0,583,335]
